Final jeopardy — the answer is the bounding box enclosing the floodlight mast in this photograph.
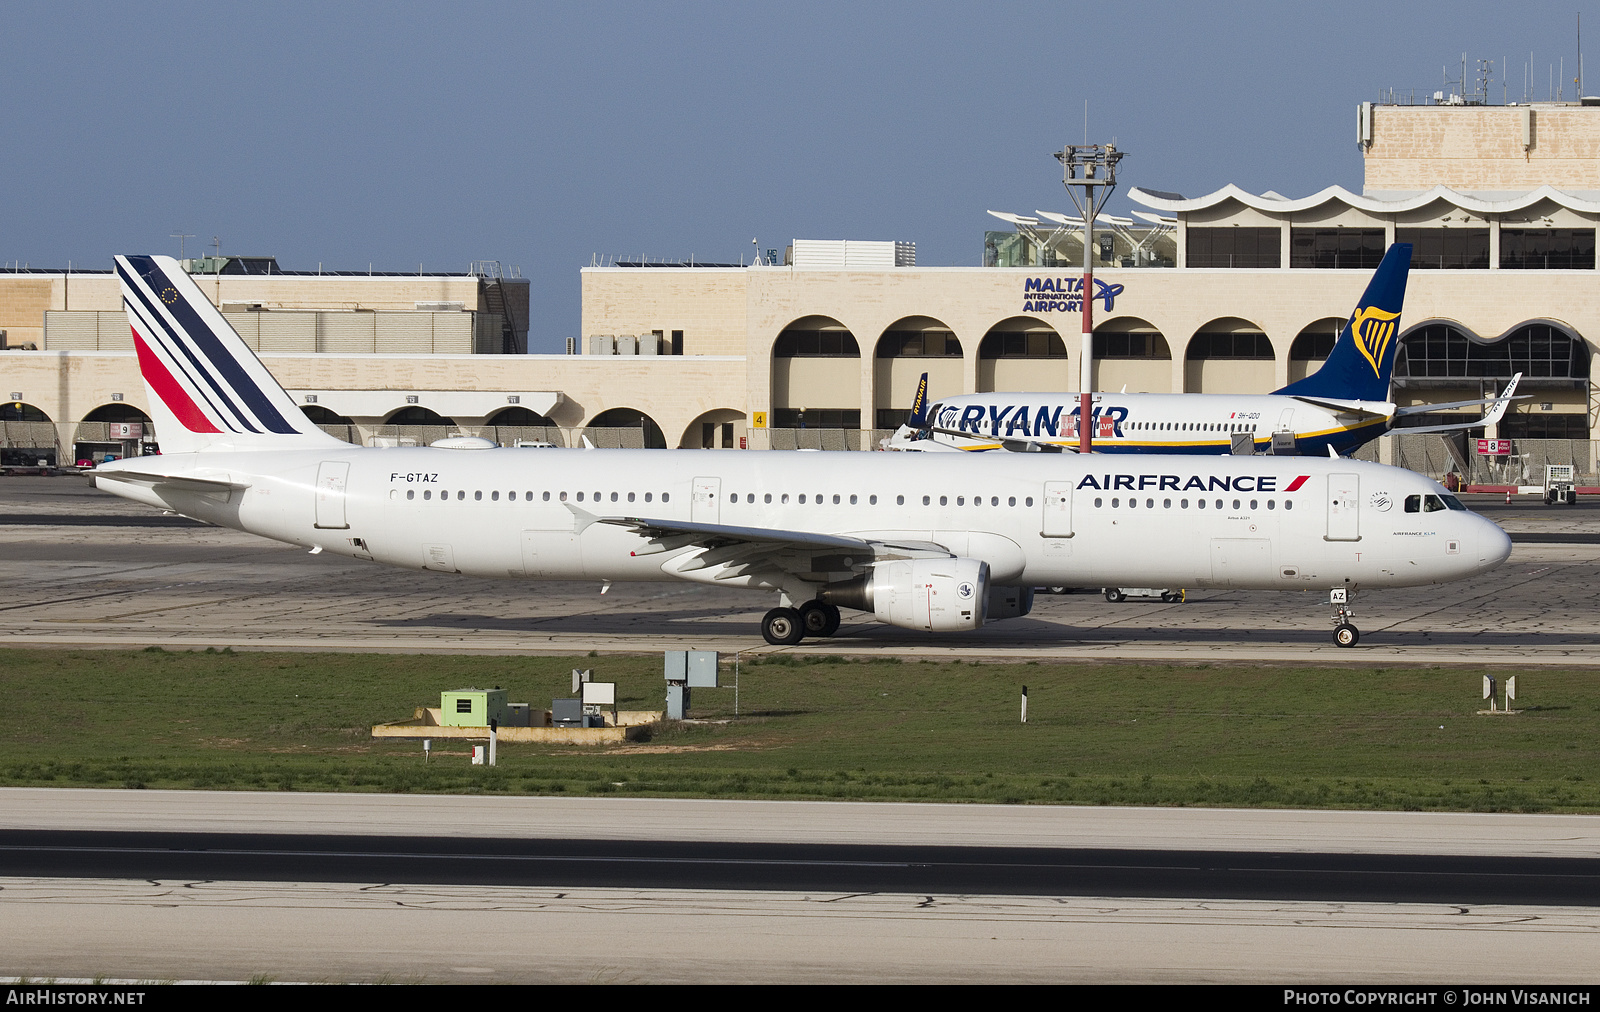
[1055,143,1123,454]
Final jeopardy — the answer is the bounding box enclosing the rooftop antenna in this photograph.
[170,231,194,259]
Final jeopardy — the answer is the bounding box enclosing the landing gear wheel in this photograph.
[1047,586,1069,595]
[1104,589,1126,603]
[800,601,841,637]
[1333,623,1360,648]
[762,607,804,646]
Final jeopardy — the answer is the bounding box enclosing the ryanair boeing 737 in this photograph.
[886,244,1521,456]
[93,255,1510,648]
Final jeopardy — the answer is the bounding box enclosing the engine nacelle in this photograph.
[823,558,989,632]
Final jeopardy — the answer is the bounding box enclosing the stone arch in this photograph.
[1184,317,1275,393]
[300,404,359,446]
[977,316,1069,393]
[484,405,565,448]
[1288,317,1345,383]
[1,401,58,467]
[585,407,667,449]
[1092,316,1172,393]
[679,408,746,449]
[74,404,154,462]
[874,316,962,430]
[771,315,861,434]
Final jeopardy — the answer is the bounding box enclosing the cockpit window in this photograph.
[1441,494,1468,511]
[1404,494,1421,513]
[1423,494,1447,512]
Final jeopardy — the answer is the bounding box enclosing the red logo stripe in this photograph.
[131,327,222,433]
[1284,475,1309,492]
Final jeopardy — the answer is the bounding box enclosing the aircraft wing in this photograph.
[923,425,1075,453]
[1288,395,1395,418]
[1392,374,1527,416]
[92,469,252,494]
[599,515,952,558]
[1390,374,1523,432]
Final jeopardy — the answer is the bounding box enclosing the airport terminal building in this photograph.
[2,98,1597,480]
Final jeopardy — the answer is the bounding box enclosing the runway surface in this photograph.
[1,478,1598,663]
[2,790,1598,983]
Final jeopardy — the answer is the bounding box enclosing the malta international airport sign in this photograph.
[1022,277,1125,314]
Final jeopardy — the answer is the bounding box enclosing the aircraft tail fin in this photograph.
[906,372,931,429]
[116,255,346,454]
[1275,242,1411,402]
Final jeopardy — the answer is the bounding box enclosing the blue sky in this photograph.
[1,2,1591,350]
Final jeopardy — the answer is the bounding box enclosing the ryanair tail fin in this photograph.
[116,255,345,453]
[1274,243,1411,403]
[906,372,931,429]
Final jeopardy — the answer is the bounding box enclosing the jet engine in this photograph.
[821,558,989,632]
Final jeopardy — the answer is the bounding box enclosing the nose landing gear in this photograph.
[1330,587,1359,647]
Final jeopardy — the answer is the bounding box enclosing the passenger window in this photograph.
[921,495,929,505]
[850,495,858,505]
[1180,499,1188,508]
[1231,499,1239,510]
[423,490,432,500]
[781,494,789,504]
[957,496,965,506]
[1405,495,1421,513]
[833,494,841,504]
[645,492,653,502]
[1286,500,1294,511]
[1249,499,1257,510]
[405,490,414,500]
[476,491,484,501]
[1215,499,1222,509]
[799,494,807,504]
[939,495,948,506]
[1095,497,1103,507]
[729,493,736,503]
[559,491,567,502]
[1112,498,1120,507]
[575,492,583,502]
[1163,498,1171,509]
[610,492,618,502]
[1025,497,1033,506]
[869,495,877,505]
[1197,498,1206,508]
[1267,500,1275,510]
[457,491,466,501]
[492,491,501,501]
[662,493,669,503]
[746,494,753,503]
[1146,498,1154,508]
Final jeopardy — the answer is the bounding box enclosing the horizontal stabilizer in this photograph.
[93,469,251,494]
[1289,395,1394,418]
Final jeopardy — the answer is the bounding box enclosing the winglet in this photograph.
[906,372,931,429]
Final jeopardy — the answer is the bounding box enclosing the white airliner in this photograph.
[93,255,1512,648]
[887,244,1522,456]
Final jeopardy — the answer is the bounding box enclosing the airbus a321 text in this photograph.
[93,255,1512,648]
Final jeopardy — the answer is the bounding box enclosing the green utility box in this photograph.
[440,687,509,727]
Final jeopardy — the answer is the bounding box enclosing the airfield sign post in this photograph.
[1055,142,1124,454]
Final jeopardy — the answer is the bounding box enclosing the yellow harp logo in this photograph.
[1348,305,1400,378]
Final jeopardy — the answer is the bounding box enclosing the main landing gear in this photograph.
[1330,587,1359,648]
[762,601,842,645]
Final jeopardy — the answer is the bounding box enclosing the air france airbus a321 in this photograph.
[887,243,1522,456]
[93,255,1511,648]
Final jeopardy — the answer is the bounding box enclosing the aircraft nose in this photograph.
[1477,519,1513,571]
